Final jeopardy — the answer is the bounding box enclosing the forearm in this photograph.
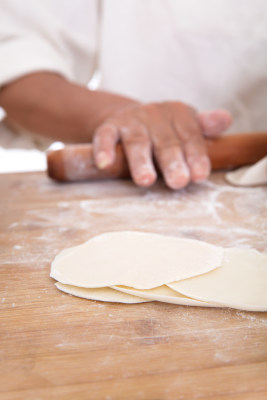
[0,72,139,143]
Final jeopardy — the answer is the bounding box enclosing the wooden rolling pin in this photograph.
[47,133,267,182]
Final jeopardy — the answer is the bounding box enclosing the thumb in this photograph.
[198,109,232,138]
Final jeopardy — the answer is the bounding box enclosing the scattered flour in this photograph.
[4,174,267,268]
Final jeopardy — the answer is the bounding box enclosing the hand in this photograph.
[0,73,231,189]
[93,102,232,189]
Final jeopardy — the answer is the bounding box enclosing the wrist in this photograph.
[0,72,140,143]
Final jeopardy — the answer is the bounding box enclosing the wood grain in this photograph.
[0,171,266,400]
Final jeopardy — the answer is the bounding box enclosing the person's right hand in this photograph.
[93,102,232,189]
[0,73,232,189]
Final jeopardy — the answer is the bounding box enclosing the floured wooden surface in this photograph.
[77,176,266,252]
[0,171,267,399]
[1,172,267,267]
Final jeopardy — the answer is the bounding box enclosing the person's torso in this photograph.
[100,0,267,133]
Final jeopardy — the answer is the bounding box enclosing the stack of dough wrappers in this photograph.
[51,231,267,312]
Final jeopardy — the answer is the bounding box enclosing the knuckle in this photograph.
[154,139,180,152]
[94,121,118,143]
[180,127,203,144]
[184,135,207,154]
[143,102,160,113]
[164,101,196,116]
[95,122,117,136]
[121,124,150,146]
[154,148,184,170]
[123,135,150,147]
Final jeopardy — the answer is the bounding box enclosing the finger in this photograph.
[93,122,119,169]
[120,124,157,187]
[173,118,210,182]
[148,112,190,189]
[154,144,190,189]
[185,146,211,182]
[198,109,232,138]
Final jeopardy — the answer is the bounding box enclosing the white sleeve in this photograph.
[0,0,98,87]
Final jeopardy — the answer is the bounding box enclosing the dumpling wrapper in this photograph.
[55,282,150,303]
[112,285,218,307]
[168,248,267,312]
[50,231,223,289]
[226,156,267,186]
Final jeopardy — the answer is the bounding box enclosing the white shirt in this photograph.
[0,0,267,148]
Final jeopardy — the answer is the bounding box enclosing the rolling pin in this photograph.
[47,132,267,182]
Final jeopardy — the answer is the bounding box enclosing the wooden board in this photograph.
[0,171,266,400]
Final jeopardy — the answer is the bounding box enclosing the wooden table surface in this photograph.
[0,171,266,400]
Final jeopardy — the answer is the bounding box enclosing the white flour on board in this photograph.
[4,173,267,269]
[2,171,266,362]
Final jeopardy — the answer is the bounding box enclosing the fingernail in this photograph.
[166,163,190,189]
[137,168,156,186]
[168,173,189,189]
[96,152,110,169]
[140,176,153,185]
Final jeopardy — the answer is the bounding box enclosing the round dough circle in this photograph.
[226,156,267,186]
[112,285,215,307]
[55,282,150,303]
[168,248,267,311]
[50,231,223,289]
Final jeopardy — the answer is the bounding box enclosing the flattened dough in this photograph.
[51,231,223,289]
[226,156,267,186]
[55,282,150,303]
[112,285,217,307]
[168,248,267,311]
